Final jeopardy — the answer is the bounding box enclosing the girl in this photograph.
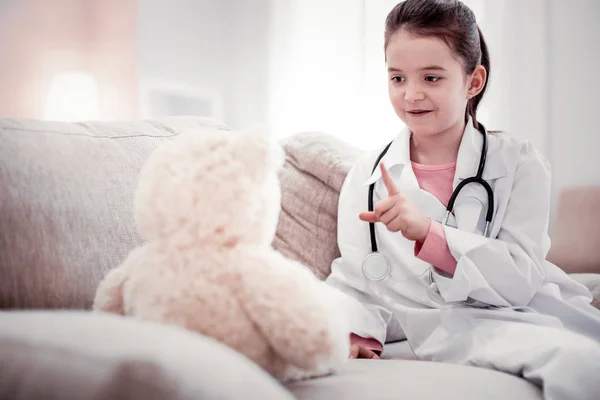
[326,0,600,398]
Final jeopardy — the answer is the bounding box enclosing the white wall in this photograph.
[471,0,600,228]
[477,0,550,154]
[491,0,600,225]
[137,0,270,130]
[221,0,270,131]
[548,0,600,192]
[267,0,369,146]
[137,0,227,120]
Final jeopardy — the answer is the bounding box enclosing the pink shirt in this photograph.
[411,161,458,276]
[350,160,458,353]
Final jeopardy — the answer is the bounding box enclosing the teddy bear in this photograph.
[92,126,351,382]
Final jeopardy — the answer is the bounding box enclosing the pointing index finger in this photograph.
[380,162,399,196]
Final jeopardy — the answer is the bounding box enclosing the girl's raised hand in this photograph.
[359,162,431,242]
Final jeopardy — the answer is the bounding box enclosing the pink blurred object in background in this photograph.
[0,0,137,121]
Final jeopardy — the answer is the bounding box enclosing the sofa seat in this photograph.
[0,310,295,400]
[0,310,542,400]
[288,359,541,400]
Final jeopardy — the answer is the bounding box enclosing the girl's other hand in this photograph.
[349,344,381,359]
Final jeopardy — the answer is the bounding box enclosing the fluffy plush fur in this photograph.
[92,127,350,382]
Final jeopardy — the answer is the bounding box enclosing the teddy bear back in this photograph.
[133,128,284,248]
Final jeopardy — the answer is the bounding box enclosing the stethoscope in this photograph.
[362,123,494,289]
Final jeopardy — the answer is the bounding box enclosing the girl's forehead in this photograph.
[385,30,460,70]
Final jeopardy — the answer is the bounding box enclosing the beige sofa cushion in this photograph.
[547,185,600,274]
[288,358,541,400]
[0,311,293,400]
[0,117,359,310]
[0,117,228,309]
[273,132,361,279]
[0,310,542,400]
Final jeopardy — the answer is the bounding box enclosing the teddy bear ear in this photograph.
[233,124,283,166]
[231,125,283,183]
[249,124,285,168]
[244,123,272,144]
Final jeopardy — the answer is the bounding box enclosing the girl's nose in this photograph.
[404,83,425,103]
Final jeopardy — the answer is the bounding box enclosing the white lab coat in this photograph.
[326,120,600,399]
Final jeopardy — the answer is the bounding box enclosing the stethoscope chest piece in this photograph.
[362,252,391,281]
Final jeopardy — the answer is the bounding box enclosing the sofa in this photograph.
[1,116,599,400]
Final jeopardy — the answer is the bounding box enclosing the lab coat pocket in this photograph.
[452,183,489,235]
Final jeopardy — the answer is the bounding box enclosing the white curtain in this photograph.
[267,0,372,149]
[268,0,404,151]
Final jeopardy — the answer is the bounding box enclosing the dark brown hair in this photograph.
[384,0,489,128]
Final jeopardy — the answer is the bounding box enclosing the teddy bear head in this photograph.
[134,126,285,248]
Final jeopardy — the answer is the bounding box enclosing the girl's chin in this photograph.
[404,121,441,137]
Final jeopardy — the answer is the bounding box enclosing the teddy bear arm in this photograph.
[237,252,347,371]
[92,251,138,314]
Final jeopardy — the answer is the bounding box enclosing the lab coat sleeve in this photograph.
[324,157,393,346]
[437,143,551,307]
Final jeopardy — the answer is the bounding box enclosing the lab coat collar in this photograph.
[364,118,508,187]
[363,124,412,187]
[453,118,508,184]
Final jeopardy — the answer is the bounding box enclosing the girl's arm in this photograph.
[414,220,457,275]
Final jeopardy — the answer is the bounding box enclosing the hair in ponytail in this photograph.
[385,0,490,129]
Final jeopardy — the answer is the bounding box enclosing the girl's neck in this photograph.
[410,119,465,165]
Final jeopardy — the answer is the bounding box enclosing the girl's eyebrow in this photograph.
[421,65,447,71]
[387,65,447,72]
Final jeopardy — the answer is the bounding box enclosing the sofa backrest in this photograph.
[0,117,360,310]
[0,117,230,309]
[3,116,596,311]
[276,132,361,280]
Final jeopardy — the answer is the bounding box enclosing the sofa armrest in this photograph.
[547,186,600,274]
[273,132,361,279]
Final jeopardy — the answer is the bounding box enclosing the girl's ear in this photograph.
[467,65,487,99]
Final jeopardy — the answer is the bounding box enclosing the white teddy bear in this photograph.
[92,126,351,382]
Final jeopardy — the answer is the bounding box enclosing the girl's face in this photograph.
[385,29,484,138]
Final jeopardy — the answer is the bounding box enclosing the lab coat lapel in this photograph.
[453,119,484,189]
[451,120,509,235]
[363,125,415,189]
[453,119,510,185]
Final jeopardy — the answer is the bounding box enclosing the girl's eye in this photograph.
[391,76,405,83]
[425,76,440,82]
